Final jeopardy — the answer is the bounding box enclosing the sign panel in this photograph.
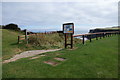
[63,23,74,34]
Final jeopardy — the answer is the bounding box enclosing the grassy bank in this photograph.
[2,29,24,60]
[2,34,119,78]
[2,29,81,60]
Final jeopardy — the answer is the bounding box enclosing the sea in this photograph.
[74,30,89,35]
[29,30,89,35]
[74,30,89,40]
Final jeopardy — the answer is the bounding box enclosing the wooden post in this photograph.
[65,34,67,48]
[71,34,73,49]
[96,34,98,40]
[64,34,73,49]
[100,34,101,39]
[103,33,105,38]
[82,35,85,44]
[89,35,92,42]
[18,36,20,44]
[25,29,28,44]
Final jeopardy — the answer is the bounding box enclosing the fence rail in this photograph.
[73,31,120,44]
[18,31,120,44]
[17,32,58,44]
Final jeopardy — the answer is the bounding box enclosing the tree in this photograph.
[4,23,21,31]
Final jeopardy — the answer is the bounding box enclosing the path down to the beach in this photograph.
[3,49,61,64]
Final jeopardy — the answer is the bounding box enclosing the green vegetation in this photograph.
[2,29,39,60]
[1,23,21,31]
[29,33,81,49]
[2,29,24,60]
[2,29,81,60]
[2,34,119,78]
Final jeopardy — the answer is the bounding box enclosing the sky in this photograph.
[1,0,119,32]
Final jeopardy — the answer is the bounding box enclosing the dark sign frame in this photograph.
[63,23,74,34]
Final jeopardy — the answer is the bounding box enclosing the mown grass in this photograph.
[2,34,119,78]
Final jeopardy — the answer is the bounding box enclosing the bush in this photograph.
[28,33,82,49]
[28,33,64,49]
[3,23,21,31]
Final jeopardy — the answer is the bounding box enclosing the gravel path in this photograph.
[3,49,61,64]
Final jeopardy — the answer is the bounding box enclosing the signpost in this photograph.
[63,23,74,49]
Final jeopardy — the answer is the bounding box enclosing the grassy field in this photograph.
[2,33,119,78]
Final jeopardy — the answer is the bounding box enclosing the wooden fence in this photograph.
[73,31,120,44]
[18,31,119,44]
[17,32,58,44]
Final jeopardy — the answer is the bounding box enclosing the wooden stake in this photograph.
[82,35,85,44]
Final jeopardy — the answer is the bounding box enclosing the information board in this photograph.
[63,23,74,49]
[63,23,74,34]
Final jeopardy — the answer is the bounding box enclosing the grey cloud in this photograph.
[2,2,118,30]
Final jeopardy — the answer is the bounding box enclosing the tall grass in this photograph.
[28,33,81,49]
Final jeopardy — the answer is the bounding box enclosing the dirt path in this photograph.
[3,49,61,64]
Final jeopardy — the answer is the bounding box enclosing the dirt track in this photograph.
[3,49,61,64]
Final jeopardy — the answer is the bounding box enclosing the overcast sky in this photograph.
[1,0,119,32]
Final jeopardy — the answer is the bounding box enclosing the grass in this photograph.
[2,29,24,60]
[28,33,65,49]
[2,34,119,78]
[28,32,81,49]
[2,29,81,60]
[2,29,40,60]
[2,29,80,60]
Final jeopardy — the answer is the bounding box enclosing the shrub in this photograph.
[28,33,82,49]
[3,23,21,31]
